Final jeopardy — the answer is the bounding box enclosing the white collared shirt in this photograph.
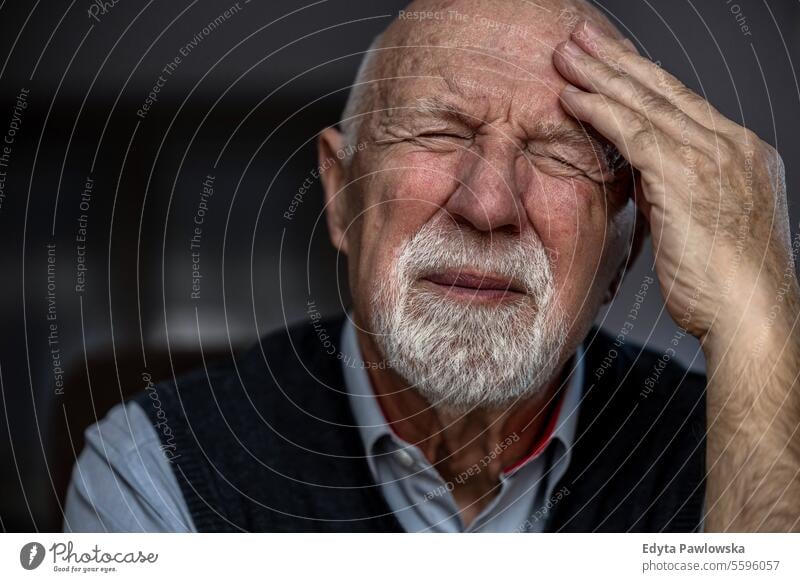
[340,319,584,532]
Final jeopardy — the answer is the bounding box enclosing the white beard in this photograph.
[370,216,568,413]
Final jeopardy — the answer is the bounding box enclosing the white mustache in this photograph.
[370,214,567,412]
[397,218,552,298]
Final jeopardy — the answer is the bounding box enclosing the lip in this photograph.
[420,270,526,301]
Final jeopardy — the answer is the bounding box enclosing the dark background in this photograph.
[0,0,797,531]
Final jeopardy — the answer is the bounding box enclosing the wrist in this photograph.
[701,270,799,359]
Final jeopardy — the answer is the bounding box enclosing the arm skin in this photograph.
[552,19,800,531]
[702,276,800,531]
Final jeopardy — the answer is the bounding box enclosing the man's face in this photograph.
[323,1,637,409]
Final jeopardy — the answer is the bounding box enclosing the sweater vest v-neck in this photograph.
[133,318,706,532]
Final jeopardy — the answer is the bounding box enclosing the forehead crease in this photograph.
[387,43,559,79]
[378,77,576,133]
[377,44,564,107]
[442,60,554,93]
[376,49,560,108]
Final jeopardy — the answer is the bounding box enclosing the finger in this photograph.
[559,84,677,194]
[622,38,638,53]
[571,19,740,135]
[553,39,718,155]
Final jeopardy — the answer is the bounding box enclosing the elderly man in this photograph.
[65,0,799,533]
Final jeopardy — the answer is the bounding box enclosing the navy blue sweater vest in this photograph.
[134,318,707,532]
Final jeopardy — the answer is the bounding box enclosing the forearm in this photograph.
[703,278,800,532]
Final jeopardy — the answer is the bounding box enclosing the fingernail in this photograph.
[580,19,605,39]
[561,40,583,58]
[562,84,582,94]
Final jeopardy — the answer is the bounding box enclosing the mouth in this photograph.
[419,269,527,302]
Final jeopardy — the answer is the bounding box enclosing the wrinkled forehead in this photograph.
[385,2,572,47]
[380,0,618,64]
[369,1,609,122]
[386,0,602,51]
[369,46,574,135]
[382,7,572,73]
[380,45,562,100]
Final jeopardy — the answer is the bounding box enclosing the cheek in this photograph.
[385,150,461,207]
[350,155,458,297]
[359,152,460,249]
[524,176,613,294]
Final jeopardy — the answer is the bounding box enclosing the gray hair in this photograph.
[340,35,383,150]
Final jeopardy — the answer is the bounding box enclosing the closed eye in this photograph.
[548,155,582,171]
[528,152,585,172]
[409,131,474,153]
[417,131,473,141]
[528,153,610,184]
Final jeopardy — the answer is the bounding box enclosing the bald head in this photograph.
[384,0,621,50]
[341,0,624,142]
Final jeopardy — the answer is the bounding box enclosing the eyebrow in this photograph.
[409,98,600,144]
[409,95,476,125]
[533,121,628,173]
[393,94,626,169]
[533,121,598,147]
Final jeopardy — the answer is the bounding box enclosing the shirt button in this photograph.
[394,448,416,470]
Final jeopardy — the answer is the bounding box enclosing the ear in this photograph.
[318,127,350,255]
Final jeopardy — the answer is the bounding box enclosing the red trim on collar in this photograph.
[501,391,565,476]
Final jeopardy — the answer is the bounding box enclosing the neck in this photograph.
[354,320,568,478]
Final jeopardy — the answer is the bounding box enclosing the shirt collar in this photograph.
[341,317,398,458]
[502,341,584,477]
[341,317,584,474]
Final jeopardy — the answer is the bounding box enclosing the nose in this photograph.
[444,139,525,234]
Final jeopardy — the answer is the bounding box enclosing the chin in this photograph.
[370,282,568,412]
